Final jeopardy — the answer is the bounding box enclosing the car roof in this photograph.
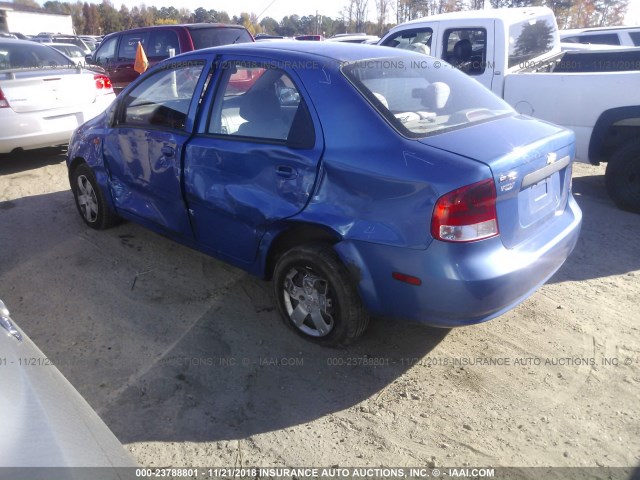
[43,42,81,47]
[326,35,380,42]
[0,38,34,45]
[393,6,553,28]
[561,26,640,35]
[102,23,248,39]
[176,41,416,64]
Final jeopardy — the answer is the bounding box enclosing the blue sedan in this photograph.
[67,42,582,346]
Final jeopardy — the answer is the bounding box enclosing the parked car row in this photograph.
[32,33,92,55]
[0,23,255,153]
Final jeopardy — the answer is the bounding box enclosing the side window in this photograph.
[118,33,149,61]
[208,63,314,147]
[381,28,432,55]
[94,36,117,64]
[119,62,205,131]
[148,30,180,58]
[577,33,620,45]
[630,32,640,46]
[442,28,487,75]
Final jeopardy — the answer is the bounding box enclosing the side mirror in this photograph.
[85,54,93,65]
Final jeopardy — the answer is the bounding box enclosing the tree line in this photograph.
[12,0,630,37]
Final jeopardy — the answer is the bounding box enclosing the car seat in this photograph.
[237,89,289,140]
[451,39,472,72]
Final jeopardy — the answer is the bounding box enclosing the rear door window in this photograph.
[148,30,180,58]
[442,28,487,75]
[118,32,149,61]
[208,62,314,147]
[630,31,640,46]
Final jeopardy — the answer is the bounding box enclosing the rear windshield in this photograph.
[188,27,253,50]
[508,14,559,68]
[341,57,513,138]
[0,41,75,70]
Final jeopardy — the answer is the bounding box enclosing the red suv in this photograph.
[88,24,254,92]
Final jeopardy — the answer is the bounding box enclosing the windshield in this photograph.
[341,57,513,138]
[188,27,253,49]
[0,41,75,70]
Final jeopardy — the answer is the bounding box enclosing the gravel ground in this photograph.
[0,150,638,474]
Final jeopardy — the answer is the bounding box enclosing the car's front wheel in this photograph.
[273,244,369,347]
[71,163,120,230]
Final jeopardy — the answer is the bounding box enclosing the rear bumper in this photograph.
[0,95,114,154]
[335,196,582,326]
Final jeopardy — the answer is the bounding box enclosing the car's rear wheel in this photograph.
[71,163,120,229]
[605,140,640,214]
[273,243,369,347]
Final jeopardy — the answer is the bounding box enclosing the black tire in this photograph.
[273,243,369,347]
[71,163,121,229]
[605,140,640,214]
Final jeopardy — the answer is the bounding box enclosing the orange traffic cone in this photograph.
[133,41,149,74]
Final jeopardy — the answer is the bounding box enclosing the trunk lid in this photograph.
[420,114,575,248]
[0,68,96,114]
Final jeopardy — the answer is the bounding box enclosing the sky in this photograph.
[627,1,640,26]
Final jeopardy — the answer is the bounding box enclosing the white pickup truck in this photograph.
[380,7,640,213]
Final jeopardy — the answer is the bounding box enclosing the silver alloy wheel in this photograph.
[76,175,99,223]
[282,267,334,337]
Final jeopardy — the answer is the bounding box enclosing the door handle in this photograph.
[275,165,297,179]
[161,146,174,157]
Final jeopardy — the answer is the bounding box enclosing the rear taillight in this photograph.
[0,87,9,108]
[431,178,499,243]
[94,74,112,91]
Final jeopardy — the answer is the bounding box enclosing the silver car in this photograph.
[0,299,136,473]
[0,39,115,154]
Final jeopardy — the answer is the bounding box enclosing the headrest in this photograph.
[240,89,281,123]
[424,82,450,110]
[372,92,389,109]
[408,42,430,55]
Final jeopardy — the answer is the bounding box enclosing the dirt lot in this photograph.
[0,150,638,473]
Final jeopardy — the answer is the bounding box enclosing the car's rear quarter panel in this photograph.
[295,58,493,249]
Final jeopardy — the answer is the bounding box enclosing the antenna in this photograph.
[257,0,278,21]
